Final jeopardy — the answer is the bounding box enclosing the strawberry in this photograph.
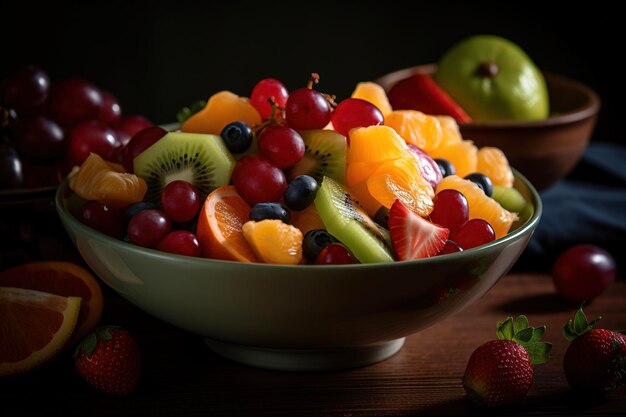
[388,199,449,261]
[387,73,472,123]
[74,326,141,395]
[462,315,551,407]
[562,306,626,394]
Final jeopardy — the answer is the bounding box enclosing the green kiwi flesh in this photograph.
[287,129,346,183]
[133,131,235,204]
[315,176,393,263]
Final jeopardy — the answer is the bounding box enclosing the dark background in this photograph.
[1,1,620,144]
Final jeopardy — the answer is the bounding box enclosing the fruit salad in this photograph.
[65,74,533,265]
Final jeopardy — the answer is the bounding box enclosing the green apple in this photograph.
[435,35,549,121]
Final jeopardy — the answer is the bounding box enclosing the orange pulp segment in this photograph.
[242,220,303,265]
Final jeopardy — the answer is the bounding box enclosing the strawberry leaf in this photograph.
[529,326,546,343]
[496,315,551,365]
[514,327,534,344]
[526,342,552,365]
[497,317,515,340]
[74,332,98,358]
[563,306,601,341]
[514,315,529,334]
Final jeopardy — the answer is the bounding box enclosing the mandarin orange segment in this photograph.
[196,185,258,262]
[351,82,393,116]
[435,115,463,147]
[366,158,434,217]
[181,91,262,135]
[477,147,514,187]
[347,125,410,165]
[0,287,81,376]
[435,175,518,239]
[0,261,103,346]
[346,160,385,186]
[289,204,326,236]
[242,220,303,265]
[384,110,443,153]
[348,179,385,216]
[428,139,478,178]
[69,153,147,209]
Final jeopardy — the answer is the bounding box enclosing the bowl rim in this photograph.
[374,63,601,129]
[55,168,542,271]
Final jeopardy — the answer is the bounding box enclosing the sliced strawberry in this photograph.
[388,73,472,122]
[388,199,449,261]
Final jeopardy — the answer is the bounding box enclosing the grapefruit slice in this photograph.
[0,287,81,376]
[0,261,103,345]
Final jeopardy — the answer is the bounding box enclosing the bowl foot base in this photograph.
[203,337,406,372]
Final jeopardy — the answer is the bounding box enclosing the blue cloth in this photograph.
[514,142,626,271]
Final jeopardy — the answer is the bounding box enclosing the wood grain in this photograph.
[2,273,625,416]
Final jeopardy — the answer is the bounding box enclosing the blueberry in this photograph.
[124,201,157,221]
[220,121,253,154]
[302,229,338,262]
[284,175,319,211]
[434,158,456,177]
[249,202,290,223]
[464,173,494,197]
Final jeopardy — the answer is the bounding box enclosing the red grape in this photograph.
[430,189,469,235]
[451,219,495,250]
[0,142,23,189]
[257,125,305,169]
[66,120,120,167]
[127,209,171,248]
[99,91,122,126]
[15,116,65,160]
[231,155,286,205]
[121,126,167,173]
[115,115,153,147]
[408,144,442,190]
[285,88,331,130]
[79,200,125,238]
[331,98,383,137]
[552,244,616,303]
[250,78,289,120]
[315,243,355,265]
[1,65,50,115]
[156,230,202,257]
[438,240,463,255]
[161,180,201,223]
[48,78,103,128]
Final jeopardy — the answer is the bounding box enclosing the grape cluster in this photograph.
[0,65,153,191]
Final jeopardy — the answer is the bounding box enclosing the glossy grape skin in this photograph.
[66,120,120,167]
[15,116,65,160]
[430,189,469,235]
[285,88,331,130]
[257,125,305,169]
[161,180,201,223]
[220,121,254,154]
[121,126,167,173]
[250,78,289,120]
[127,209,171,248]
[302,229,337,262]
[408,144,443,190]
[249,202,290,223]
[231,155,286,205]
[451,218,495,250]
[123,201,157,221]
[156,230,202,257]
[0,65,50,115]
[79,200,125,238]
[438,240,463,256]
[552,244,616,303]
[464,172,494,197]
[331,98,383,137]
[48,78,103,128]
[315,243,355,265]
[283,175,319,211]
[99,91,122,126]
[434,158,456,177]
[0,142,23,189]
[115,115,153,147]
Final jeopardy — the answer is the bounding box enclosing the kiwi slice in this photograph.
[134,131,235,204]
[315,176,393,264]
[287,129,346,183]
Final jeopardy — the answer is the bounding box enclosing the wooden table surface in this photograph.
[3,271,625,417]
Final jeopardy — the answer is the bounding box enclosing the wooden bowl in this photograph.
[374,64,601,190]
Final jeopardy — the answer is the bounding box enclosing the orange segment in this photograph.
[477,147,514,187]
[0,287,81,376]
[435,115,463,147]
[182,91,262,135]
[0,261,103,346]
[196,185,258,262]
[69,153,147,209]
[366,158,434,217]
[351,82,393,116]
[384,110,443,153]
[429,139,478,178]
[289,204,326,236]
[242,220,303,265]
[436,175,518,239]
[347,125,410,165]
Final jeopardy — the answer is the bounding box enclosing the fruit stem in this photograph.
[477,61,499,78]
[306,73,320,89]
